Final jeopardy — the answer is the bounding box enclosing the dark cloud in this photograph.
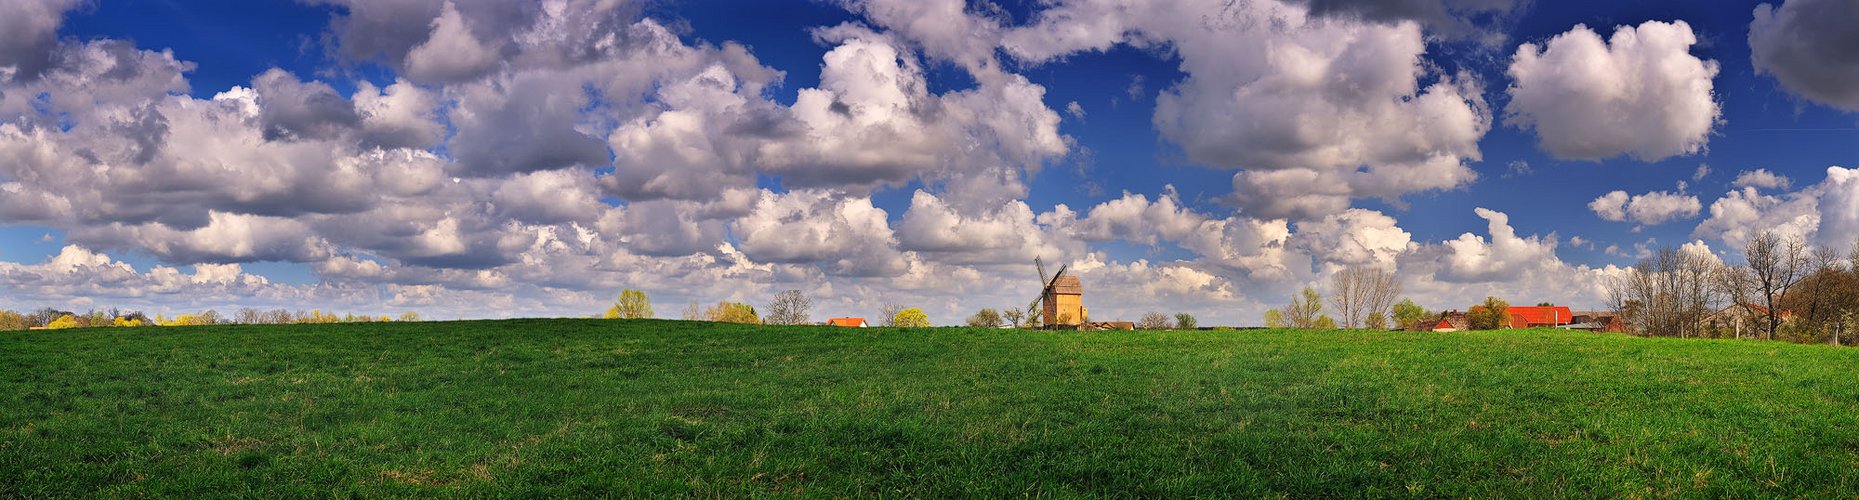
[446,76,611,176]
[114,104,169,164]
[0,0,81,81]
[1750,0,1859,111]
[253,69,360,141]
[1292,0,1527,37]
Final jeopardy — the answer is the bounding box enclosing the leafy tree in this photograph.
[1281,286,1324,329]
[1263,309,1286,328]
[1392,298,1427,330]
[1174,312,1198,330]
[295,310,341,324]
[765,290,812,325]
[1137,311,1172,330]
[0,310,25,331]
[892,308,930,328]
[1003,307,1025,327]
[605,289,654,319]
[397,312,421,322]
[705,302,761,324]
[1314,315,1338,330]
[45,314,80,330]
[116,311,150,326]
[28,308,70,328]
[162,314,215,327]
[966,308,1003,328]
[1366,311,1388,330]
[1468,296,1510,330]
[82,310,110,327]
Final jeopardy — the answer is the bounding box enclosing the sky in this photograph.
[1,0,1856,325]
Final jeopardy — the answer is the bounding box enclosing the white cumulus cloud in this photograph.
[1588,189,1702,226]
[1506,21,1720,162]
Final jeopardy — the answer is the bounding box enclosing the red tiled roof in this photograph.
[1505,306,1574,328]
[827,317,867,327]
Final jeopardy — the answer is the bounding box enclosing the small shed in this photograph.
[1568,312,1626,333]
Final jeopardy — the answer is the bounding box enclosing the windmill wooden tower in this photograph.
[1027,257,1086,328]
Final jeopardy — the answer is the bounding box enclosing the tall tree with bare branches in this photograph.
[1327,267,1400,329]
[766,290,812,325]
[1606,246,1720,337]
[1745,231,1809,340]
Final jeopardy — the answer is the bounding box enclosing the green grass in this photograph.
[4,320,1858,497]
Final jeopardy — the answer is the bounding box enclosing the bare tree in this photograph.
[1137,311,1171,330]
[765,290,812,325]
[271,309,292,324]
[1803,247,1842,326]
[1709,264,1758,339]
[236,308,263,324]
[1604,246,1720,338]
[1328,267,1400,329]
[1745,231,1809,340]
[680,299,702,321]
[1850,237,1859,282]
[1003,307,1025,327]
[879,302,904,327]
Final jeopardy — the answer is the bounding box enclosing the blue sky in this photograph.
[2,0,1856,324]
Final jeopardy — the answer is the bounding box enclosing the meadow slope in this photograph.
[3,320,1858,497]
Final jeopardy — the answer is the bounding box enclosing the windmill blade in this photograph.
[1046,264,1068,289]
[1035,257,1049,285]
[1028,295,1045,317]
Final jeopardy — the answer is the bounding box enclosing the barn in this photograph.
[1503,306,1574,329]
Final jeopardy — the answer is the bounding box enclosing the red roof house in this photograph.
[1504,306,1575,328]
[826,317,868,327]
[1428,311,1469,332]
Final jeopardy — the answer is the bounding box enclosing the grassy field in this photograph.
[3,320,1858,497]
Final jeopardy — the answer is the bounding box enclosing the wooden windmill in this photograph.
[1027,257,1086,328]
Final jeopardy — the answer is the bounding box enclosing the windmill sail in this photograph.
[1029,263,1067,326]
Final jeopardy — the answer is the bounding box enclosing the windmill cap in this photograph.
[1050,275,1083,294]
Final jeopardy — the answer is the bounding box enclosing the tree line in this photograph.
[1264,266,1427,330]
[1603,231,1859,344]
[0,307,423,331]
[603,288,934,327]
